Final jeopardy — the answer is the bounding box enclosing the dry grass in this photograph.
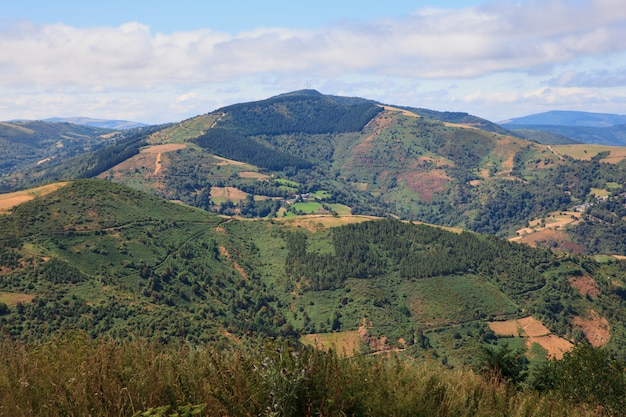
[552,144,626,163]
[0,182,68,213]
[0,292,35,306]
[301,331,362,356]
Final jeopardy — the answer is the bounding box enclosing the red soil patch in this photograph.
[569,276,601,298]
[399,169,451,202]
[571,309,610,348]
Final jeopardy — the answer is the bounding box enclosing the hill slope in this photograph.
[0,121,117,178]
[1,180,626,366]
[6,90,626,246]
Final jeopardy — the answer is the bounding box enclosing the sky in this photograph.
[1,0,626,124]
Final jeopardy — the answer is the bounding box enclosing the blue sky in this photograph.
[1,0,626,124]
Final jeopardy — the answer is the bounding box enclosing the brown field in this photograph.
[0,292,35,306]
[274,215,379,232]
[511,212,582,248]
[382,106,419,118]
[301,331,362,356]
[210,187,249,202]
[140,144,187,154]
[238,171,271,180]
[0,182,68,213]
[399,169,451,203]
[488,316,573,359]
[571,309,610,348]
[212,155,251,167]
[527,335,573,360]
[552,144,626,163]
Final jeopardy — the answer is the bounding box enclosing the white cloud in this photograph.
[1,0,626,121]
[2,0,625,87]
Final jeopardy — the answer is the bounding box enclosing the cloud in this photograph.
[1,0,625,91]
[548,68,626,88]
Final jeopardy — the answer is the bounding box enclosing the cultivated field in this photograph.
[488,316,574,359]
[301,330,362,356]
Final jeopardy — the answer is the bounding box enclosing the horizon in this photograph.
[1,0,626,124]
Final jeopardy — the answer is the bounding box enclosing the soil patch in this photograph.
[571,309,610,347]
[569,276,601,298]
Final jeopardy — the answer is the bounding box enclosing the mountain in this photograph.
[501,110,626,127]
[42,116,148,130]
[500,111,626,145]
[505,123,626,146]
[4,90,626,247]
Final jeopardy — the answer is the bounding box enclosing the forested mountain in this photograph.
[5,90,626,247]
[502,110,626,127]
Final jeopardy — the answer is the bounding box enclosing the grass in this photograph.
[0,291,35,306]
[292,202,325,214]
[0,334,599,417]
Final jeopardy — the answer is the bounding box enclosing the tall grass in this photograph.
[0,333,595,416]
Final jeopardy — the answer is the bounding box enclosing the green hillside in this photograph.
[5,90,626,247]
[2,180,626,362]
[0,121,118,180]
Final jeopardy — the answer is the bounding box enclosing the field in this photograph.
[0,182,67,213]
[301,330,362,356]
[0,292,35,306]
[552,144,626,163]
[488,317,573,359]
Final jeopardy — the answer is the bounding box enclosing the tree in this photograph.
[531,342,626,416]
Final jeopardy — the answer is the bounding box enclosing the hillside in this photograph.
[1,180,626,364]
[0,120,118,179]
[5,90,626,247]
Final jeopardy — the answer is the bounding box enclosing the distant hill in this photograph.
[500,111,626,145]
[0,121,116,179]
[505,123,626,146]
[501,110,626,127]
[42,117,148,130]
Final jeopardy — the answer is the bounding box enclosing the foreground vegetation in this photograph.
[0,334,621,417]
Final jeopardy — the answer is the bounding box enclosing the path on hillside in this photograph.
[548,146,564,160]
